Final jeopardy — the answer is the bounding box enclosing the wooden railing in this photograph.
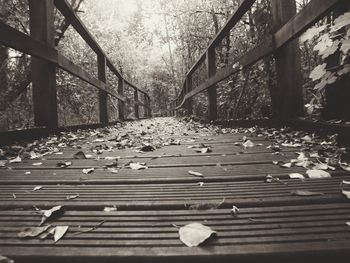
[0,0,151,132]
[168,0,344,120]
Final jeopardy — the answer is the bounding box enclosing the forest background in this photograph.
[0,0,349,131]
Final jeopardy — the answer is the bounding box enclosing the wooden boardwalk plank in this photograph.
[0,203,350,261]
[0,117,349,261]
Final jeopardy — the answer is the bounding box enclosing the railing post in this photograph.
[143,93,148,118]
[134,88,139,119]
[146,95,152,118]
[271,0,303,119]
[186,75,193,115]
[98,54,108,124]
[118,78,125,121]
[206,47,217,120]
[29,0,57,129]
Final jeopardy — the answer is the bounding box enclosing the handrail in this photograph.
[169,0,343,119]
[53,0,149,98]
[0,0,151,132]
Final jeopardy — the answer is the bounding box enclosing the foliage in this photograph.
[302,12,350,117]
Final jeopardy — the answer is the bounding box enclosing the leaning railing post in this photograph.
[29,0,58,130]
[97,54,108,124]
[206,47,218,120]
[134,88,139,119]
[118,78,125,121]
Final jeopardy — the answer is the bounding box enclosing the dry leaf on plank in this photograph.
[178,223,216,247]
[188,170,204,178]
[82,168,94,174]
[40,205,63,225]
[291,190,324,196]
[53,226,69,243]
[306,169,331,179]
[18,225,51,238]
[129,162,148,170]
[73,151,87,159]
[289,173,305,179]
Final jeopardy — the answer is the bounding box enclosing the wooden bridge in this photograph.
[1,0,350,262]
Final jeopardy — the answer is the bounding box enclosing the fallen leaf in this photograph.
[265,174,280,183]
[107,168,119,174]
[129,162,148,170]
[38,227,55,240]
[340,162,350,172]
[281,162,292,168]
[231,206,239,215]
[25,171,31,175]
[93,138,105,143]
[291,190,324,196]
[306,169,331,179]
[188,170,204,177]
[312,163,329,170]
[0,160,6,167]
[40,205,63,225]
[66,194,79,200]
[73,151,87,159]
[105,161,118,168]
[0,255,14,263]
[289,173,305,179]
[178,223,216,247]
[104,206,117,212]
[9,156,22,163]
[53,226,69,243]
[32,162,43,166]
[342,190,350,199]
[301,135,312,143]
[346,222,350,227]
[140,144,156,152]
[82,168,94,174]
[56,161,72,168]
[196,147,212,153]
[29,151,41,159]
[341,180,350,185]
[243,140,254,148]
[105,156,119,160]
[18,225,51,238]
[33,186,43,191]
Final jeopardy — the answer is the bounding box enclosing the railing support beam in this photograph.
[118,78,125,121]
[271,0,303,119]
[97,54,108,123]
[185,75,193,115]
[134,88,139,119]
[29,0,58,129]
[206,48,217,121]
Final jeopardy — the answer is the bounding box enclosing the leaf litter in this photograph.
[2,117,350,247]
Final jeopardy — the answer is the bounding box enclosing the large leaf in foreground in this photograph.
[179,223,216,247]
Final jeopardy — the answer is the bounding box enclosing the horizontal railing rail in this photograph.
[169,0,344,120]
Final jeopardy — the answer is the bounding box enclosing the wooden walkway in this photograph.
[1,117,350,262]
